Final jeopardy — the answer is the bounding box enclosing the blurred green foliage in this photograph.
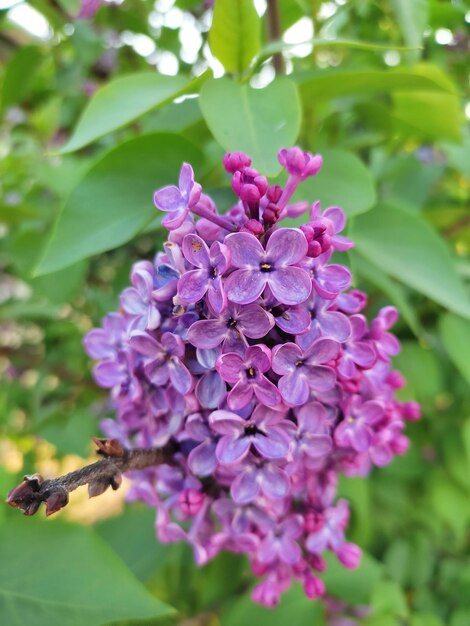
[1,0,470,624]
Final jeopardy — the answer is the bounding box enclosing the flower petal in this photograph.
[168,358,193,394]
[306,338,340,365]
[231,468,259,503]
[266,228,308,265]
[216,352,243,383]
[305,365,336,392]
[154,185,183,212]
[279,371,310,406]
[272,343,302,375]
[182,233,210,269]
[253,429,289,459]
[253,376,281,407]
[227,381,254,409]
[224,232,264,268]
[195,371,227,409]
[238,304,275,338]
[225,269,265,305]
[269,267,311,305]
[178,269,209,303]
[216,435,251,465]
[260,465,289,499]
[188,319,227,349]
[188,440,218,476]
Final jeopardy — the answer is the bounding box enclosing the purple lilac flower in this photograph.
[120,261,161,331]
[154,163,201,230]
[210,406,291,465]
[188,303,274,350]
[224,228,312,305]
[216,345,281,409]
[129,331,193,394]
[272,339,340,405]
[334,398,385,452]
[177,234,230,313]
[297,292,351,350]
[83,146,418,607]
[337,315,377,379]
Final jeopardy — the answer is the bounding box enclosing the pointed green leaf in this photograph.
[199,77,301,176]
[37,133,204,274]
[59,72,208,153]
[352,205,470,318]
[209,0,261,75]
[0,519,175,626]
[297,67,454,101]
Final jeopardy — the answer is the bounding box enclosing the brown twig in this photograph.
[6,438,175,517]
[442,213,470,239]
[266,0,284,74]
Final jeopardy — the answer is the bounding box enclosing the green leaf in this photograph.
[321,551,383,605]
[59,72,206,153]
[1,45,44,110]
[451,609,470,626]
[439,314,470,385]
[209,0,261,75]
[392,341,443,405]
[411,613,445,626]
[351,205,470,318]
[297,67,454,102]
[352,252,422,336]
[220,583,326,626]
[96,505,173,583]
[390,0,428,58]
[199,77,301,176]
[371,580,409,618]
[294,149,376,218]
[0,518,175,626]
[392,65,461,142]
[37,133,204,274]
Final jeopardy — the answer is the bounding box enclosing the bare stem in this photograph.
[6,438,175,517]
[266,0,284,74]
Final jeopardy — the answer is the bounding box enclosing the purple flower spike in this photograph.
[154,162,201,230]
[178,234,230,313]
[224,228,312,305]
[216,345,281,409]
[272,339,340,406]
[210,406,291,465]
[83,146,418,607]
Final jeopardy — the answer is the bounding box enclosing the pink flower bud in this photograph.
[178,489,205,517]
[223,151,252,173]
[337,543,362,569]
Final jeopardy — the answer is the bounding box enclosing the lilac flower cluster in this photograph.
[84,147,420,606]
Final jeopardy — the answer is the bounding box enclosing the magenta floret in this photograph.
[84,148,420,607]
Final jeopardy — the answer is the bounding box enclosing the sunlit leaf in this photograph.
[199,77,301,176]
[37,133,204,274]
[352,205,470,318]
[0,519,175,626]
[209,0,261,75]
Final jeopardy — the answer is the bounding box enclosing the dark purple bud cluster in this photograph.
[84,147,420,606]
